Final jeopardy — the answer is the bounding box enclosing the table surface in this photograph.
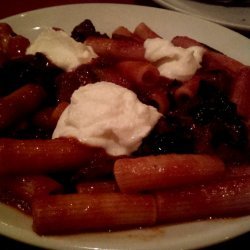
[0,0,249,249]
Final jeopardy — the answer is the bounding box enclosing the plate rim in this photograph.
[153,0,250,31]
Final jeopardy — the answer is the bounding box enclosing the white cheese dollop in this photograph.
[52,82,162,156]
[26,28,97,71]
[144,38,205,81]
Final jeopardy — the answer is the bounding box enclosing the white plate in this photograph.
[0,4,250,250]
[153,0,250,30]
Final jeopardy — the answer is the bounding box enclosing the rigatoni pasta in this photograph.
[0,138,107,175]
[32,193,157,234]
[114,154,225,193]
[156,176,250,223]
[0,84,46,131]
[76,180,119,194]
[85,37,145,60]
[0,175,63,213]
[116,60,160,87]
[0,19,249,236]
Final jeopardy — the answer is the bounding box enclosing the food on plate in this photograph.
[114,154,225,193]
[52,81,162,156]
[0,19,249,235]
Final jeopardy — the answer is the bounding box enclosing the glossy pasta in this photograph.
[0,20,249,235]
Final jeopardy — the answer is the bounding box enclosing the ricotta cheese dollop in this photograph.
[26,28,97,71]
[144,37,205,82]
[52,81,162,156]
